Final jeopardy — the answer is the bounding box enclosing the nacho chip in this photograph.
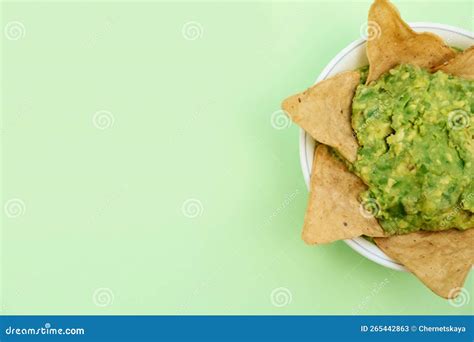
[302,144,385,244]
[375,229,474,298]
[282,71,360,163]
[432,46,474,80]
[366,0,455,83]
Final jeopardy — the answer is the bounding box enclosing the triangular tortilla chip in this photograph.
[282,71,360,163]
[375,229,474,298]
[366,0,455,83]
[302,144,385,244]
[432,46,474,80]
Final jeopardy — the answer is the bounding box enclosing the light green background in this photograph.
[1,0,473,315]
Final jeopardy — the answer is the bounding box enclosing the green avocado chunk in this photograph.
[352,64,473,234]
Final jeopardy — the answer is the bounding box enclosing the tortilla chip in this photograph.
[432,46,474,80]
[282,71,360,163]
[366,0,455,83]
[302,144,385,244]
[375,229,474,298]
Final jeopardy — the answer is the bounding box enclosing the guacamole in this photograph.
[352,64,473,234]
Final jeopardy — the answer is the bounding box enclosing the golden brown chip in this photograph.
[282,71,360,163]
[375,229,474,299]
[366,0,455,83]
[432,46,474,80]
[302,144,385,244]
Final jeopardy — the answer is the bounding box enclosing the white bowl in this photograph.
[299,23,474,271]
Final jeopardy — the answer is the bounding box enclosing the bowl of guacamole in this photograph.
[298,23,474,271]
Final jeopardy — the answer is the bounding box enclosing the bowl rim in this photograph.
[298,22,474,272]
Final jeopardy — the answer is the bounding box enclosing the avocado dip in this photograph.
[351,64,473,234]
